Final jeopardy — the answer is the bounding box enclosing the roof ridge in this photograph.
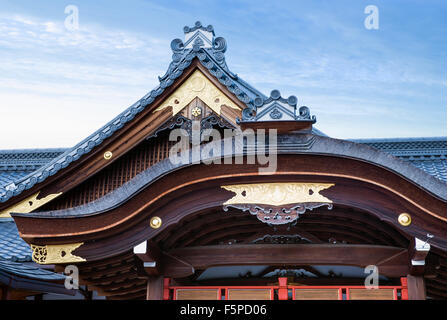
[350,137,447,142]
[0,148,68,154]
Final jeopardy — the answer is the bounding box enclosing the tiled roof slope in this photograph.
[352,137,447,182]
[0,260,66,281]
[0,148,67,169]
[0,148,67,189]
[0,219,67,282]
[0,219,32,262]
[0,170,34,189]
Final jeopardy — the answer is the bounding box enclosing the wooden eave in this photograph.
[11,150,447,254]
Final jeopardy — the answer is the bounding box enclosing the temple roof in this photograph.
[1,20,445,301]
[0,22,268,203]
[0,21,444,205]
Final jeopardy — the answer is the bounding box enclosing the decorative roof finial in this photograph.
[183,21,215,35]
[159,21,234,85]
[238,90,316,132]
[182,21,215,49]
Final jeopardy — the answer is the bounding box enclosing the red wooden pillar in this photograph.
[163,278,171,300]
[278,277,288,300]
[400,277,408,300]
[146,276,164,300]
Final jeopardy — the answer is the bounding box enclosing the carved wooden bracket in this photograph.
[223,203,333,225]
[134,240,194,278]
[409,237,431,275]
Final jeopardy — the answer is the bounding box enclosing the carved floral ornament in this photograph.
[31,243,86,264]
[222,183,334,225]
[153,69,240,116]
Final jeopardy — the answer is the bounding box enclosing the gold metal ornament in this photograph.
[30,243,86,264]
[0,192,62,219]
[150,216,162,229]
[222,182,334,206]
[153,69,240,116]
[398,213,412,226]
[103,151,113,160]
[191,106,202,117]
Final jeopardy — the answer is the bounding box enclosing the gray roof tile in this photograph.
[0,260,66,281]
[0,170,34,188]
[352,137,447,182]
[0,148,67,189]
[410,159,447,182]
[0,220,32,262]
[0,220,69,282]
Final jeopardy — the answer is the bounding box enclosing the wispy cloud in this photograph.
[0,13,173,148]
[0,1,446,148]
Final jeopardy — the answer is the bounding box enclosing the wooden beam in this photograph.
[162,253,195,278]
[409,238,430,275]
[80,251,134,270]
[190,277,397,287]
[133,240,194,278]
[85,274,139,286]
[108,290,146,300]
[134,241,162,276]
[107,284,147,296]
[312,210,408,247]
[98,279,146,291]
[407,275,426,300]
[146,276,164,300]
[298,265,326,277]
[165,244,408,278]
[1,286,7,300]
[161,210,247,248]
[81,263,134,279]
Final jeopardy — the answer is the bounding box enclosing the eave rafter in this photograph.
[133,243,409,279]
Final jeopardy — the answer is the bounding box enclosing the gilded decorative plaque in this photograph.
[221,182,334,225]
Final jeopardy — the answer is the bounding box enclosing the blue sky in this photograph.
[0,0,446,148]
